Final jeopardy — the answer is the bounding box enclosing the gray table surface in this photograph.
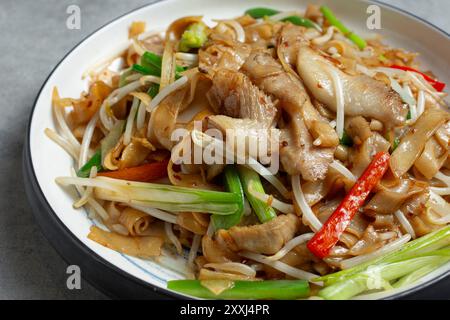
[0,0,448,300]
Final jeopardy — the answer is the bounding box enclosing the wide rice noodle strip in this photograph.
[239,251,319,282]
[414,137,448,179]
[167,159,215,190]
[44,128,78,160]
[129,21,146,39]
[160,40,177,90]
[202,235,240,263]
[119,207,153,236]
[364,179,425,214]
[291,175,322,232]
[113,138,155,171]
[148,71,198,149]
[198,268,255,281]
[390,108,449,178]
[425,191,450,225]
[339,234,411,269]
[165,222,183,254]
[301,172,340,207]
[395,210,416,239]
[204,262,256,278]
[88,226,163,258]
[351,133,391,177]
[265,233,314,261]
[105,201,121,224]
[176,212,208,235]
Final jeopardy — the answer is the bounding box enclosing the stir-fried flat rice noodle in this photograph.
[47,3,450,300]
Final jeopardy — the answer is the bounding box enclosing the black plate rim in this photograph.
[23,0,449,300]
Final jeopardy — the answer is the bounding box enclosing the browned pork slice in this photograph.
[280,120,335,182]
[207,115,280,161]
[242,50,337,180]
[216,214,300,255]
[296,46,408,128]
[207,69,278,128]
[199,33,251,76]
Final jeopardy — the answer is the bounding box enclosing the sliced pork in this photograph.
[217,214,300,255]
[296,46,408,128]
[242,50,337,180]
[207,69,278,128]
[199,33,251,76]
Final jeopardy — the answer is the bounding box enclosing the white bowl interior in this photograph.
[29,0,449,299]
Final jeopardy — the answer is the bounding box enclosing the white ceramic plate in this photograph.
[24,0,450,299]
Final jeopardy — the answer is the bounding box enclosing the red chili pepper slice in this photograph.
[390,65,446,92]
[307,152,391,259]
